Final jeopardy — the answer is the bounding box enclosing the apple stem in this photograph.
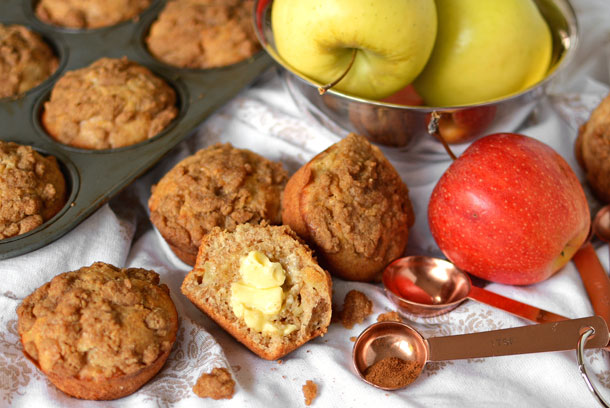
[428,111,457,160]
[318,48,357,95]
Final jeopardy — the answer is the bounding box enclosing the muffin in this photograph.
[575,92,610,203]
[42,57,177,150]
[0,24,58,98]
[282,133,414,282]
[36,0,152,29]
[149,143,287,265]
[181,224,332,360]
[17,262,178,400]
[0,141,66,239]
[146,0,260,68]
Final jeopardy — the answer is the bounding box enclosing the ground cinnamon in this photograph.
[363,357,421,389]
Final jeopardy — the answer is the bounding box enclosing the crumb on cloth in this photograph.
[193,367,235,400]
[377,311,401,323]
[302,380,318,406]
[340,290,373,329]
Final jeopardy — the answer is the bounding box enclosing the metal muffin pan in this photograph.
[0,0,274,259]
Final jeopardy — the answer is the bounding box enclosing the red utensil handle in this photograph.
[468,285,567,324]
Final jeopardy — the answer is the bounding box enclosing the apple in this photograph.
[414,0,552,107]
[271,0,437,100]
[348,102,418,147]
[428,133,590,285]
[428,106,497,144]
[381,84,424,106]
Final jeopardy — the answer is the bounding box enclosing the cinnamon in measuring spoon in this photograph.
[364,357,421,389]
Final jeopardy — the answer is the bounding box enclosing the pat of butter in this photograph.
[239,250,285,289]
[231,283,283,315]
[230,251,298,336]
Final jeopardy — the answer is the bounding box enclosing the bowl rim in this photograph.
[253,0,579,111]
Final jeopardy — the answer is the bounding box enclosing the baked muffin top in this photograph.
[149,143,287,265]
[36,0,152,29]
[0,24,58,98]
[0,141,66,239]
[576,92,610,203]
[146,0,260,68]
[17,262,178,381]
[283,133,414,281]
[42,57,177,150]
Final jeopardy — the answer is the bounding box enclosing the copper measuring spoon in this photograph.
[383,256,567,323]
[352,317,609,391]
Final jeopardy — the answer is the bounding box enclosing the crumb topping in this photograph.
[147,0,260,68]
[304,134,412,260]
[17,262,177,380]
[0,24,58,98]
[42,57,177,150]
[36,0,152,29]
[0,141,66,239]
[149,144,287,258]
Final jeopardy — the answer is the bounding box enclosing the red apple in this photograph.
[427,106,497,144]
[381,84,424,106]
[428,133,590,285]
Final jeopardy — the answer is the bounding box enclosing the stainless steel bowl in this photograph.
[253,0,578,149]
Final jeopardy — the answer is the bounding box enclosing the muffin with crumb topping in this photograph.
[42,57,177,150]
[36,0,152,29]
[575,92,610,203]
[149,143,287,265]
[17,262,178,400]
[146,0,260,68]
[0,24,58,98]
[282,133,414,282]
[0,141,66,239]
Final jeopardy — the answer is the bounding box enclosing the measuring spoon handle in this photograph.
[468,285,567,324]
[427,316,609,361]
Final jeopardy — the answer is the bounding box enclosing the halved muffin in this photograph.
[181,224,332,360]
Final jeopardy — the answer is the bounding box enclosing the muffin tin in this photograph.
[0,0,273,259]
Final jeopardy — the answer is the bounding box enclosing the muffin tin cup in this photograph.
[0,0,273,259]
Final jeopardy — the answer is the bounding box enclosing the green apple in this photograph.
[271,0,437,100]
[413,0,552,107]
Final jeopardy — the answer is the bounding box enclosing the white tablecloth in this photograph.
[2,1,610,406]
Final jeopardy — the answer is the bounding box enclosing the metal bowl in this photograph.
[253,0,578,149]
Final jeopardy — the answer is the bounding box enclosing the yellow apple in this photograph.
[271,0,437,100]
[414,0,552,107]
